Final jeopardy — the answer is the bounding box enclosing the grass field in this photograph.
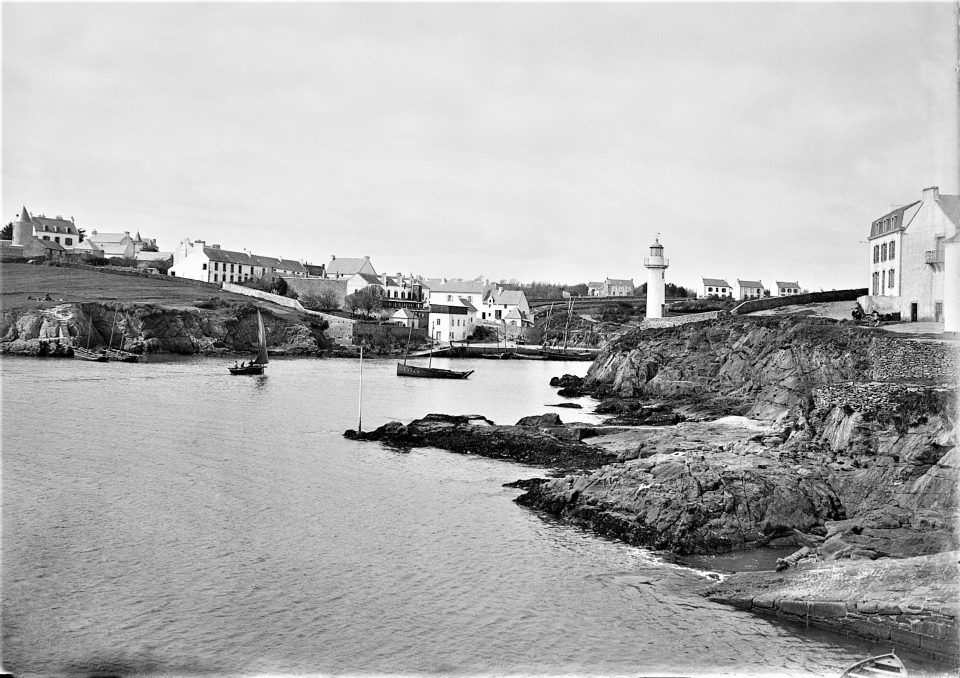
[0,263,300,319]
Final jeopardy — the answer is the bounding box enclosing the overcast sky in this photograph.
[4,2,958,290]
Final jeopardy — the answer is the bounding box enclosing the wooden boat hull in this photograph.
[105,349,140,363]
[841,652,907,678]
[397,363,473,379]
[538,349,593,361]
[73,348,109,362]
[229,364,266,375]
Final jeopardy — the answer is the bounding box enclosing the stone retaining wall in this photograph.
[731,288,868,315]
[222,282,305,310]
[813,382,954,417]
[717,592,958,661]
[868,339,960,383]
[639,310,725,328]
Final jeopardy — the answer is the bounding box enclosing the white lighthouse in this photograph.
[643,236,669,319]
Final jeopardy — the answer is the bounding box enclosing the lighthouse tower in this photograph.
[643,236,669,319]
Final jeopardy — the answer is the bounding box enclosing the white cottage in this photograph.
[699,278,732,298]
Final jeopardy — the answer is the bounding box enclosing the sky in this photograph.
[3,2,958,291]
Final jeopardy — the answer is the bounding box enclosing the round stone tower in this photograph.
[12,206,33,246]
[643,236,669,319]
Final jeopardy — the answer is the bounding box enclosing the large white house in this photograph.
[168,238,307,283]
[775,281,801,296]
[326,255,377,279]
[867,185,959,323]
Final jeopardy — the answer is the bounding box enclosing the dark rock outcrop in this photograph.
[345,413,610,470]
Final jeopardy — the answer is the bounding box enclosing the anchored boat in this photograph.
[840,652,907,678]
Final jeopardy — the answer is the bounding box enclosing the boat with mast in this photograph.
[229,310,268,375]
[397,325,473,379]
[105,309,140,362]
[73,317,109,362]
[539,297,592,361]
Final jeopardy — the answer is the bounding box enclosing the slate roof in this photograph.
[391,308,415,319]
[201,247,307,272]
[327,257,374,277]
[776,281,799,288]
[605,278,634,286]
[487,289,528,307]
[702,278,730,287]
[33,216,79,236]
[940,195,960,230]
[135,251,173,261]
[869,201,919,240]
[431,280,484,294]
[36,239,65,251]
[504,307,523,320]
[737,279,764,288]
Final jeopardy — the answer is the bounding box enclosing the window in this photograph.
[880,243,887,261]
[42,235,49,241]
[888,269,894,288]
[881,270,886,291]
[447,295,452,302]
[54,237,60,243]
[213,274,218,282]
[872,272,879,295]
[888,241,895,259]
[935,302,943,322]
[203,263,208,270]
[230,264,235,272]
[65,238,72,246]
[873,245,879,263]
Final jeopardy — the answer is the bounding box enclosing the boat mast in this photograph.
[403,324,413,365]
[542,303,554,347]
[358,344,363,433]
[561,297,574,351]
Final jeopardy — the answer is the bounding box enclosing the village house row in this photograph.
[2,183,956,332]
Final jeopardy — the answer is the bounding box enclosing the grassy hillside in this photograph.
[0,263,300,319]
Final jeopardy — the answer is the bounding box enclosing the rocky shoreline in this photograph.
[347,315,959,663]
[0,301,328,357]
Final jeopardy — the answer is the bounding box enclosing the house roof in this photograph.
[135,251,172,261]
[73,239,103,251]
[605,278,634,286]
[391,308,415,319]
[775,281,799,288]
[504,307,523,320]
[36,238,65,251]
[204,247,250,265]
[737,279,764,288]
[88,232,131,244]
[304,263,326,277]
[460,297,478,312]
[431,280,484,294]
[487,289,527,307]
[702,278,730,287]
[940,195,960,230]
[33,216,79,235]
[587,281,604,288]
[354,273,383,287]
[327,256,374,276]
[869,201,920,240]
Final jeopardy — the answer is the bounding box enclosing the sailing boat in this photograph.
[397,324,473,379]
[229,310,269,375]
[105,309,140,363]
[73,317,109,362]
[539,297,592,361]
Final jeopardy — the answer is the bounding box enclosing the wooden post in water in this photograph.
[358,344,363,433]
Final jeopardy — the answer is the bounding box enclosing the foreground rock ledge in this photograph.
[344,413,610,470]
[701,551,960,663]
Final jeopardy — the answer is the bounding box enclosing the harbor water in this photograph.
[1,355,910,676]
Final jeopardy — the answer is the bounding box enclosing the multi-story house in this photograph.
[699,278,732,298]
[428,298,477,342]
[587,279,634,296]
[168,239,307,283]
[32,213,81,249]
[87,230,138,259]
[868,185,959,323]
[326,255,377,279]
[480,288,531,325]
[775,281,801,296]
[427,280,487,310]
[734,279,765,299]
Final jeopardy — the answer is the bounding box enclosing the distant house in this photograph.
[734,279,765,300]
[22,237,66,261]
[428,280,487,310]
[326,255,377,279]
[389,308,417,327]
[379,274,425,310]
[700,278,732,298]
[480,288,531,325]
[587,282,604,297]
[587,278,634,296]
[87,230,137,259]
[72,238,104,259]
[32,214,81,249]
[429,298,477,342]
[775,281,801,296]
[345,272,385,297]
[168,238,307,283]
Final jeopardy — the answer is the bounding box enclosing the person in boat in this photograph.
[233,361,238,369]
[240,361,245,368]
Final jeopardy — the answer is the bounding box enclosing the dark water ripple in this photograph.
[0,355,920,676]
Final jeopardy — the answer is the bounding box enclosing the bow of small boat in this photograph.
[841,652,907,678]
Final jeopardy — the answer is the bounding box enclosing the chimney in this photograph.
[922,186,940,203]
[124,231,129,237]
[211,244,220,249]
[364,255,370,261]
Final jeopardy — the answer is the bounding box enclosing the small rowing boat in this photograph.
[840,652,907,678]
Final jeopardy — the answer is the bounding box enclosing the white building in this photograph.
[700,278,732,298]
[31,213,81,249]
[428,280,486,310]
[168,239,307,283]
[735,280,766,299]
[867,186,959,324]
[428,299,477,342]
[326,255,377,279]
[87,230,137,259]
[480,288,531,325]
[643,238,669,318]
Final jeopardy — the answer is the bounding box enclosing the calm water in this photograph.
[0,355,916,677]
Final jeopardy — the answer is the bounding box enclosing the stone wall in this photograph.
[222,282,305,311]
[731,288,868,315]
[868,339,959,383]
[354,322,426,345]
[639,310,725,328]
